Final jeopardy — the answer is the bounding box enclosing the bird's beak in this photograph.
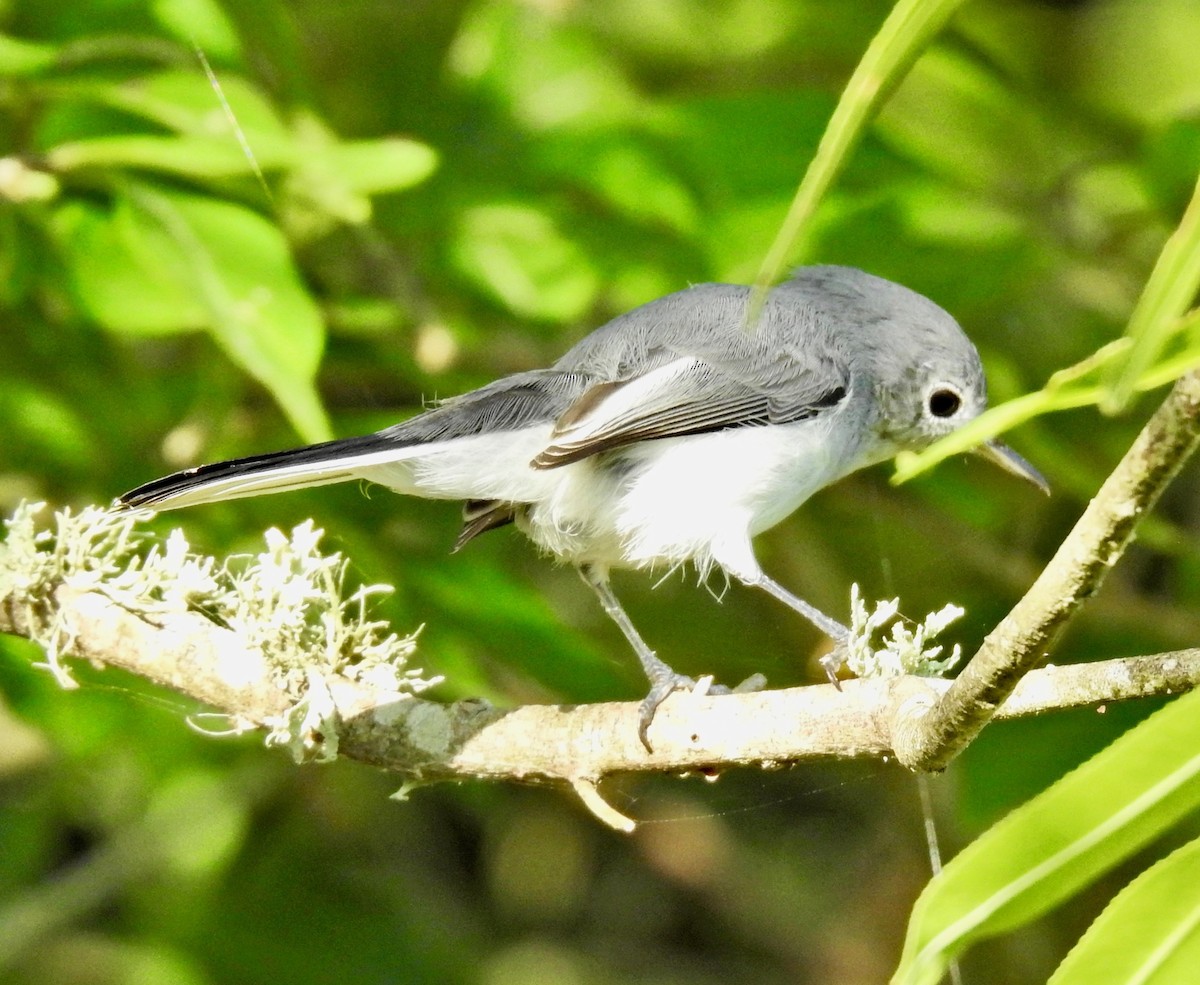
[973,440,1050,495]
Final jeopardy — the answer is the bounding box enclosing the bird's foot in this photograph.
[819,635,850,690]
[636,670,768,752]
[637,672,692,752]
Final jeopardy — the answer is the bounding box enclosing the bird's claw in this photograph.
[820,641,848,690]
[637,676,686,752]
[637,670,769,752]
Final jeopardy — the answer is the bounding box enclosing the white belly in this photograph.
[356,417,855,576]
[519,418,848,574]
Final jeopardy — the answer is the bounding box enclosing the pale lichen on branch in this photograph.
[0,502,439,759]
[845,583,964,679]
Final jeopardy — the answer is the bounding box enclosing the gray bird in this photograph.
[122,265,1046,748]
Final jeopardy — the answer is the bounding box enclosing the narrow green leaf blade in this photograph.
[893,689,1200,985]
[1105,170,1200,412]
[753,0,969,295]
[48,134,292,178]
[1048,836,1200,985]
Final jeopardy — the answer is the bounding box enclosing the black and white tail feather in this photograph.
[121,266,1047,750]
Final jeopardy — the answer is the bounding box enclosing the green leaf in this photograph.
[127,185,331,441]
[50,197,206,334]
[1048,836,1200,984]
[48,69,291,145]
[0,34,57,75]
[52,187,330,441]
[451,202,599,321]
[535,134,699,236]
[151,0,243,63]
[148,770,249,879]
[48,134,292,178]
[893,689,1200,985]
[448,0,638,130]
[323,138,438,196]
[282,133,438,232]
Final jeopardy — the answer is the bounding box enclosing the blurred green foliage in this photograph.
[2,0,1200,983]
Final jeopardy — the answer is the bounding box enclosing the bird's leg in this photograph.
[737,571,851,686]
[579,564,702,751]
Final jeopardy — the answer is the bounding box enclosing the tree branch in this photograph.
[892,369,1200,772]
[2,582,1197,829]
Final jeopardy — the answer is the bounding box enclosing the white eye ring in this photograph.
[926,385,963,419]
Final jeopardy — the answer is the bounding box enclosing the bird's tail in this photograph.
[120,432,427,511]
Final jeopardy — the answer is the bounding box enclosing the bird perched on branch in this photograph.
[123,266,1046,749]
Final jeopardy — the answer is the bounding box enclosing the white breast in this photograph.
[518,416,848,574]
[357,414,855,578]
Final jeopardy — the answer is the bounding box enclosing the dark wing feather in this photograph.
[453,499,517,552]
[381,369,592,443]
[532,284,851,469]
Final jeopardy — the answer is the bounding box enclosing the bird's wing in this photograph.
[377,368,589,443]
[532,351,848,469]
[529,281,853,469]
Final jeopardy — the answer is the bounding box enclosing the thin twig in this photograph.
[891,370,1200,772]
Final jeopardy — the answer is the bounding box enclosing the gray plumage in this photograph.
[123,265,1044,749]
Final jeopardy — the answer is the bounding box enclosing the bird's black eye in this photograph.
[928,387,962,418]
